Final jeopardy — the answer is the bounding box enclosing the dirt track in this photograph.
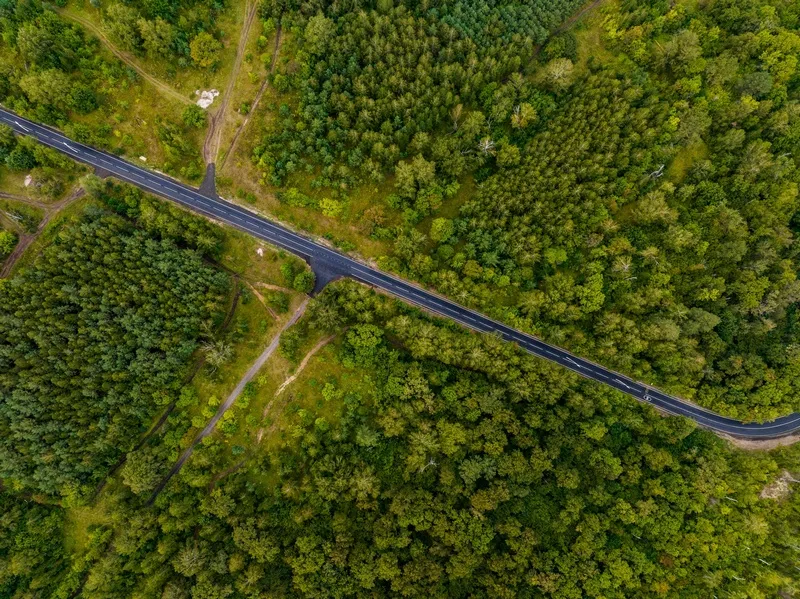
[219,23,283,168]
[147,298,309,502]
[58,10,190,105]
[0,187,85,278]
[203,1,259,164]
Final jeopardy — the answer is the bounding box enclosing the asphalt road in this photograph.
[2,107,799,439]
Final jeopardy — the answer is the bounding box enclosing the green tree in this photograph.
[138,17,174,59]
[190,32,222,68]
[121,448,164,494]
[19,68,71,107]
[182,104,207,128]
[105,3,143,51]
[429,217,454,243]
[293,270,316,294]
[304,14,334,55]
[0,230,17,256]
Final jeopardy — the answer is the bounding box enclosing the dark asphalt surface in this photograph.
[3,107,799,439]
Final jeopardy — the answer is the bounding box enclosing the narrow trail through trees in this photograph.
[256,332,338,443]
[90,280,244,501]
[148,297,308,502]
[57,10,190,105]
[219,23,283,168]
[0,187,85,278]
[203,1,259,164]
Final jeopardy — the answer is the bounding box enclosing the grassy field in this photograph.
[0,164,86,204]
[178,285,301,448]
[52,0,256,181]
[566,0,617,78]
[0,169,32,197]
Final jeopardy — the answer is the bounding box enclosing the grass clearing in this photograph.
[571,0,617,77]
[179,290,306,465]
[0,162,86,206]
[242,331,382,497]
[70,81,199,174]
[0,169,33,197]
[217,220,308,285]
[62,489,115,554]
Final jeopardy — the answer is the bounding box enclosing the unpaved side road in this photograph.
[204,1,259,164]
[148,297,308,502]
[256,332,337,443]
[219,23,283,169]
[58,10,190,105]
[0,187,85,278]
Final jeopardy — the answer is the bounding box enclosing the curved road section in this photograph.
[2,107,798,439]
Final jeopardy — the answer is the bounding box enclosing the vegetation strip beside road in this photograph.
[1,106,797,439]
[219,23,283,168]
[203,1,259,164]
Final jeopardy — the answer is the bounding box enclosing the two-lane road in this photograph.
[2,107,798,439]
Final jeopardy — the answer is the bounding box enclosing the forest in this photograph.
[1,280,798,597]
[253,0,581,187]
[0,205,229,500]
[252,0,800,420]
[0,0,798,597]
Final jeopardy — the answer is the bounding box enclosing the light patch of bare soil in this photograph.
[721,434,800,451]
[760,470,799,501]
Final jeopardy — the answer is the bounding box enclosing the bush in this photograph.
[279,328,301,361]
[293,270,316,294]
[182,104,207,128]
[0,230,17,256]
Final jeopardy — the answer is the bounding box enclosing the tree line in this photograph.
[253,0,581,189]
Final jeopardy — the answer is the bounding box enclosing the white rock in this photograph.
[196,89,221,109]
[24,174,32,187]
[256,248,264,257]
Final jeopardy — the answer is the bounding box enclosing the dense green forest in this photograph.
[254,0,800,420]
[253,0,581,187]
[1,281,798,597]
[445,0,800,420]
[0,491,72,596]
[0,207,229,500]
[0,0,799,597]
